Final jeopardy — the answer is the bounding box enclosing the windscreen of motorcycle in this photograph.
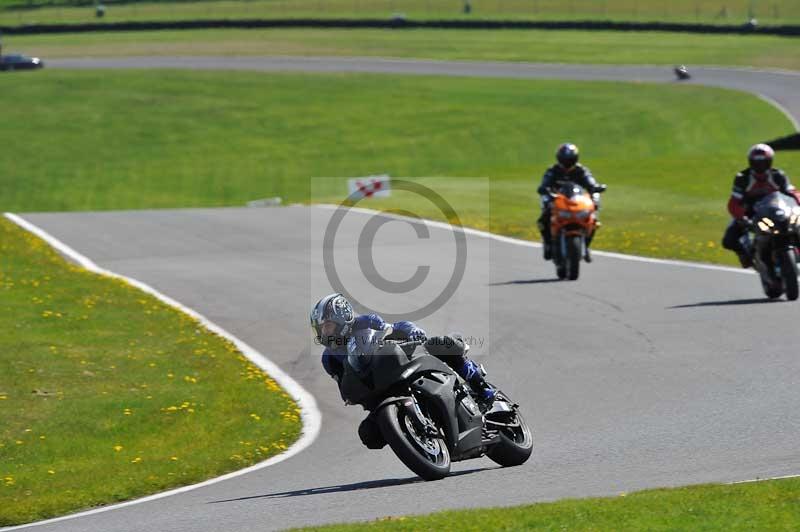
[756,192,793,216]
[346,328,381,373]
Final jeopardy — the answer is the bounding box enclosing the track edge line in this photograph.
[1,212,322,532]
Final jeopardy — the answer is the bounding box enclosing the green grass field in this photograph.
[0,216,302,525]
[1,70,798,265]
[1,0,799,26]
[297,477,800,531]
[7,28,800,72]
[2,60,799,527]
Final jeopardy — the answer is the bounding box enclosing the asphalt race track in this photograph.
[48,57,800,130]
[7,58,800,531]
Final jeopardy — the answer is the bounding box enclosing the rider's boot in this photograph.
[585,226,598,263]
[460,360,496,402]
[737,250,753,269]
[538,216,552,261]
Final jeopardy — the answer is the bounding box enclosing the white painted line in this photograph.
[316,203,752,276]
[730,473,800,484]
[1,212,322,532]
[756,93,800,132]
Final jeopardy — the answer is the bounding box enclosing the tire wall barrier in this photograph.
[2,18,800,36]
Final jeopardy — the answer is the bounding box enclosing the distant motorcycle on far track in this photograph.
[674,65,691,80]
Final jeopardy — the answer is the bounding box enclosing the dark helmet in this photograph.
[748,143,774,174]
[556,143,579,169]
[310,293,355,347]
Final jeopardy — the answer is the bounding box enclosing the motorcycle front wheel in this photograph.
[377,402,451,481]
[779,249,799,300]
[567,235,582,280]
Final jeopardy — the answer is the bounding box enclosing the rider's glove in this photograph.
[737,216,753,229]
[407,328,427,343]
[540,195,552,209]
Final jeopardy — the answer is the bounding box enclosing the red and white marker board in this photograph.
[347,175,392,200]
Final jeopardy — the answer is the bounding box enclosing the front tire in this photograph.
[759,266,783,299]
[554,234,567,280]
[486,409,533,467]
[567,235,582,280]
[377,402,450,481]
[780,249,799,300]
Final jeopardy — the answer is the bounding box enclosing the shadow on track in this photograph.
[207,467,493,504]
[668,298,783,309]
[490,278,561,286]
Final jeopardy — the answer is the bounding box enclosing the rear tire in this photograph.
[377,402,450,481]
[780,249,799,301]
[567,235,582,280]
[486,410,533,467]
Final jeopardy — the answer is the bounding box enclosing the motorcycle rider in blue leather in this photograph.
[310,293,495,449]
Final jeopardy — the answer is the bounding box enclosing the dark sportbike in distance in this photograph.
[340,327,532,480]
[0,54,44,71]
[745,191,800,300]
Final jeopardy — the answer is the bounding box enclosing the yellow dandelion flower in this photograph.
[131,457,142,464]
[47,470,55,475]
[114,445,123,452]
[170,456,178,461]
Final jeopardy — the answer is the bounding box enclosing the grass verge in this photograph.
[5,28,800,71]
[1,70,798,265]
[1,0,799,26]
[295,477,800,531]
[0,216,302,526]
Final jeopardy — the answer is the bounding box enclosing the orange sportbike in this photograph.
[548,182,604,280]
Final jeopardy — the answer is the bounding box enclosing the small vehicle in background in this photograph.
[0,54,44,71]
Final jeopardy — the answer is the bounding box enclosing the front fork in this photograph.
[557,231,587,262]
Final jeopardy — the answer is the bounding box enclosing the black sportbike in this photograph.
[743,191,800,300]
[339,328,532,480]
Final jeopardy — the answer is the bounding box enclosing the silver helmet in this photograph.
[310,293,355,347]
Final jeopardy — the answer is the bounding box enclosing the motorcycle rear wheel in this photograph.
[377,402,450,481]
[486,409,533,467]
[779,249,799,301]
